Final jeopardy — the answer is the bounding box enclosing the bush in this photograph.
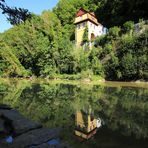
[80,69,93,79]
[108,26,121,39]
[123,21,134,34]
[104,43,113,54]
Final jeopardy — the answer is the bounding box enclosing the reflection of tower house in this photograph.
[75,110,98,139]
[74,8,105,48]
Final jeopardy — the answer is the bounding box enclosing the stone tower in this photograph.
[74,8,104,48]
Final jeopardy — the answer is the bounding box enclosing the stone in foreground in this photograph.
[11,128,60,147]
[0,109,42,136]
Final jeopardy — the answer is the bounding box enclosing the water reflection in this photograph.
[0,79,148,147]
[75,107,102,139]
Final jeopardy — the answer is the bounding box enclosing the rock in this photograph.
[98,79,105,82]
[0,143,12,148]
[0,109,42,136]
[28,143,63,148]
[12,118,42,136]
[83,78,91,82]
[0,104,11,110]
[0,118,5,133]
[0,107,69,148]
[11,128,60,148]
[30,141,71,148]
[0,109,24,121]
[28,143,53,148]
[135,80,141,83]
[0,117,13,138]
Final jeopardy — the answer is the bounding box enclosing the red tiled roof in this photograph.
[76,8,97,18]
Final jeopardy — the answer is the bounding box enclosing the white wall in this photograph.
[87,21,104,40]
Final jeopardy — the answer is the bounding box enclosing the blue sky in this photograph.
[0,0,59,32]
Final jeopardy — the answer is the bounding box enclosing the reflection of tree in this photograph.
[15,83,75,128]
[98,87,148,139]
[0,79,30,107]
[0,80,147,139]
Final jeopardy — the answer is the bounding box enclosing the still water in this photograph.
[0,79,148,148]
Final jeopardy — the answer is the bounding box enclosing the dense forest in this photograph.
[0,0,148,81]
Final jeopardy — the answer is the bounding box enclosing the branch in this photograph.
[0,0,32,25]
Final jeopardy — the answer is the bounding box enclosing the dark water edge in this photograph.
[0,79,148,148]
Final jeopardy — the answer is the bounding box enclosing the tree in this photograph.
[108,26,121,40]
[0,0,31,25]
[123,21,134,34]
[82,26,89,43]
[95,0,148,27]
[0,42,28,77]
[0,0,147,81]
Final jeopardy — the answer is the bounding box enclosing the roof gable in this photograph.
[76,8,87,17]
[75,8,100,26]
[76,8,97,18]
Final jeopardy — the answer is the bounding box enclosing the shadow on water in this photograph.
[0,79,148,148]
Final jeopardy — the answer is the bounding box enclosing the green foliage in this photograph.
[95,35,108,47]
[80,69,93,79]
[104,29,148,81]
[95,0,148,27]
[104,43,113,54]
[0,0,31,25]
[104,52,120,80]
[54,0,147,28]
[0,42,28,77]
[82,26,89,43]
[0,0,147,81]
[108,26,121,39]
[123,21,134,34]
[91,57,103,75]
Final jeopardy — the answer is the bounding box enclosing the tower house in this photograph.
[74,8,104,47]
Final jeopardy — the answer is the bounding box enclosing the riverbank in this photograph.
[0,77,148,89]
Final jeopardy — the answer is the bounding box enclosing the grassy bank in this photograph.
[0,76,148,89]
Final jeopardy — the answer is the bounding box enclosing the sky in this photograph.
[0,0,59,32]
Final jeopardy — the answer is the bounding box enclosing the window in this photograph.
[90,23,92,27]
[83,22,86,27]
[77,24,80,29]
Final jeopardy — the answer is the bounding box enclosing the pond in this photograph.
[0,79,148,148]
